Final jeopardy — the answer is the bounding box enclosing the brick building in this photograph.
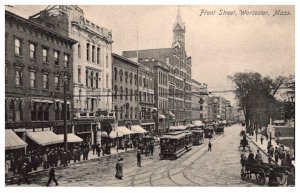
[5,10,76,150]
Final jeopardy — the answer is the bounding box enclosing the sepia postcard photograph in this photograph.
[1,0,297,190]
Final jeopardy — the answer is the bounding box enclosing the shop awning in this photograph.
[169,111,175,117]
[109,130,123,138]
[177,125,186,130]
[5,130,27,150]
[26,131,63,146]
[131,125,148,134]
[57,133,83,143]
[186,124,195,128]
[100,131,108,138]
[158,114,166,119]
[193,120,204,127]
[115,126,134,135]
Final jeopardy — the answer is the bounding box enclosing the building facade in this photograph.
[30,6,113,142]
[205,96,231,122]
[123,8,192,127]
[5,10,76,144]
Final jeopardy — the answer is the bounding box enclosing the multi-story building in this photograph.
[191,79,208,121]
[141,59,169,134]
[123,8,192,127]
[205,96,231,122]
[5,10,76,150]
[30,6,113,143]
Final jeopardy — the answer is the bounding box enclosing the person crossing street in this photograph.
[46,168,59,186]
[208,141,212,152]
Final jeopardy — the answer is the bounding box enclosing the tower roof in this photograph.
[173,8,185,30]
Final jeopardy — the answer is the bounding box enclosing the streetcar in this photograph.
[191,129,204,145]
[204,126,214,138]
[159,131,193,159]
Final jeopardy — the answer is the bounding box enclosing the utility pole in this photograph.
[64,74,68,151]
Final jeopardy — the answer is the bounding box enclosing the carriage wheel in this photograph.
[277,173,287,185]
[255,169,266,186]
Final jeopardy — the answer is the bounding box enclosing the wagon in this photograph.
[238,139,250,151]
[240,160,288,186]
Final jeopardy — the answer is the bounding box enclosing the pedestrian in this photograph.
[46,168,59,186]
[208,141,212,152]
[260,135,264,145]
[149,143,154,156]
[18,163,30,185]
[275,147,279,163]
[115,157,123,180]
[266,133,269,141]
[42,152,48,170]
[102,144,105,156]
[137,150,141,167]
[247,150,256,164]
[255,150,263,164]
[92,144,96,155]
[269,145,274,158]
[96,143,101,157]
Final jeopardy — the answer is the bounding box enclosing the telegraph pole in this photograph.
[64,74,68,151]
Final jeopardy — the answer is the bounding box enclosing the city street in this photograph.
[9,124,270,187]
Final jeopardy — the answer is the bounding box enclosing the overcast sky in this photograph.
[6,5,295,104]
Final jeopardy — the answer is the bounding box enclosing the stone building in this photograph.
[123,8,192,127]
[30,5,113,142]
[191,79,208,121]
[5,10,76,150]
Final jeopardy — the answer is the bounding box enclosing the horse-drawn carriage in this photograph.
[240,154,289,186]
[215,125,224,135]
[239,130,250,151]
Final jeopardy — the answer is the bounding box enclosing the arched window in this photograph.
[114,85,118,100]
[125,88,128,100]
[129,73,133,84]
[120,106,123,119]
[90,71,94,88]
[114,67,118,81]
[114,105,118,120]
[120,86,123,100]
[119,69,123,82]
[130,89,133,101]
[95,72,99,89]
[134,90,138,101]
[125,71,128,83]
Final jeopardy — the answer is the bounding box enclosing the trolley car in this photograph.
[204,126,214,138]
[160,131,193,159]
[191,129,204,145]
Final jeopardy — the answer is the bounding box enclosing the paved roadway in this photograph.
[8,124,270,187]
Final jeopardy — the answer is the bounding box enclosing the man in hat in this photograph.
[137,150,141,167]
[18,163,30,185]
[247,150,255,164]
[115,157,123,180]
[46,168,59,186]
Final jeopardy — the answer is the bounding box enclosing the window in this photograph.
[29,43,36,59]
[54,51,59,66]
[125,71,128,83]
[96,73,99,88]
[120,87,123,100]
[135,90,138,101]
[106,75,109,88]
[15,38,22,56]
[115,106,118,120]
[54,76,60,91]
[114,85,118,100]
[106,54,108,67]
[166,57,170,65]
[114,67,118,81]
[43,74,49,89]
[130,89,133,101]
[134,74,137,85]
[97,47,100,64]
[120,106,123,119]
[86,43,90,61]
[78,68,81,83]
[78,44,81,58]
[129,73,133,84]
[86,70,89,87]
[125,88,128,100]
[119,69,123,82]
[43,48,48,63]
[90,72,94,88]
[92,45,95,62]
[29,71,36,88]
[15,70,23,86]
[64,54,69,68]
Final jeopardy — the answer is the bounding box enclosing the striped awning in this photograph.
[109,130,124,138]
[5,130,27,150]
[131,125,148,134]
[26,131,63,146]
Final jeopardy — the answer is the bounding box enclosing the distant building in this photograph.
[205,96,231,122]
[123,8,192,127]
[5,10,76,149]
[191,79,208,121]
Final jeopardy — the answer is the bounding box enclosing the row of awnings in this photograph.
[5,130,84,150]
[158,112,176,120]
[98,125,148,139]
[193,120,204,127]
[169,125,187,131]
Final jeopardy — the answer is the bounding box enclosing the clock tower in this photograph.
[172,8,186,52]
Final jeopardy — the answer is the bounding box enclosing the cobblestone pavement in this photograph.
[7,124,272,187]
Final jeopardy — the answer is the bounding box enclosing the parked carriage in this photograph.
[191,129,204,145]
[240,154,289,186]
[159,131,193,159]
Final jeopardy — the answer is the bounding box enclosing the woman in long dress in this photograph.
[115,157,123,180]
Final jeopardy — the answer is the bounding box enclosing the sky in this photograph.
[5,5,295,104]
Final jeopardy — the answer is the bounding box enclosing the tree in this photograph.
[228,72,288,130]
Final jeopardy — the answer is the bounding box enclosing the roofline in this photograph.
[123,48,173,53]
[6,10,77,45]
[112,53,140,67]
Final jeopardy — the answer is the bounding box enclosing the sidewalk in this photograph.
[5,147,135,182]
[246,132,291,166]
